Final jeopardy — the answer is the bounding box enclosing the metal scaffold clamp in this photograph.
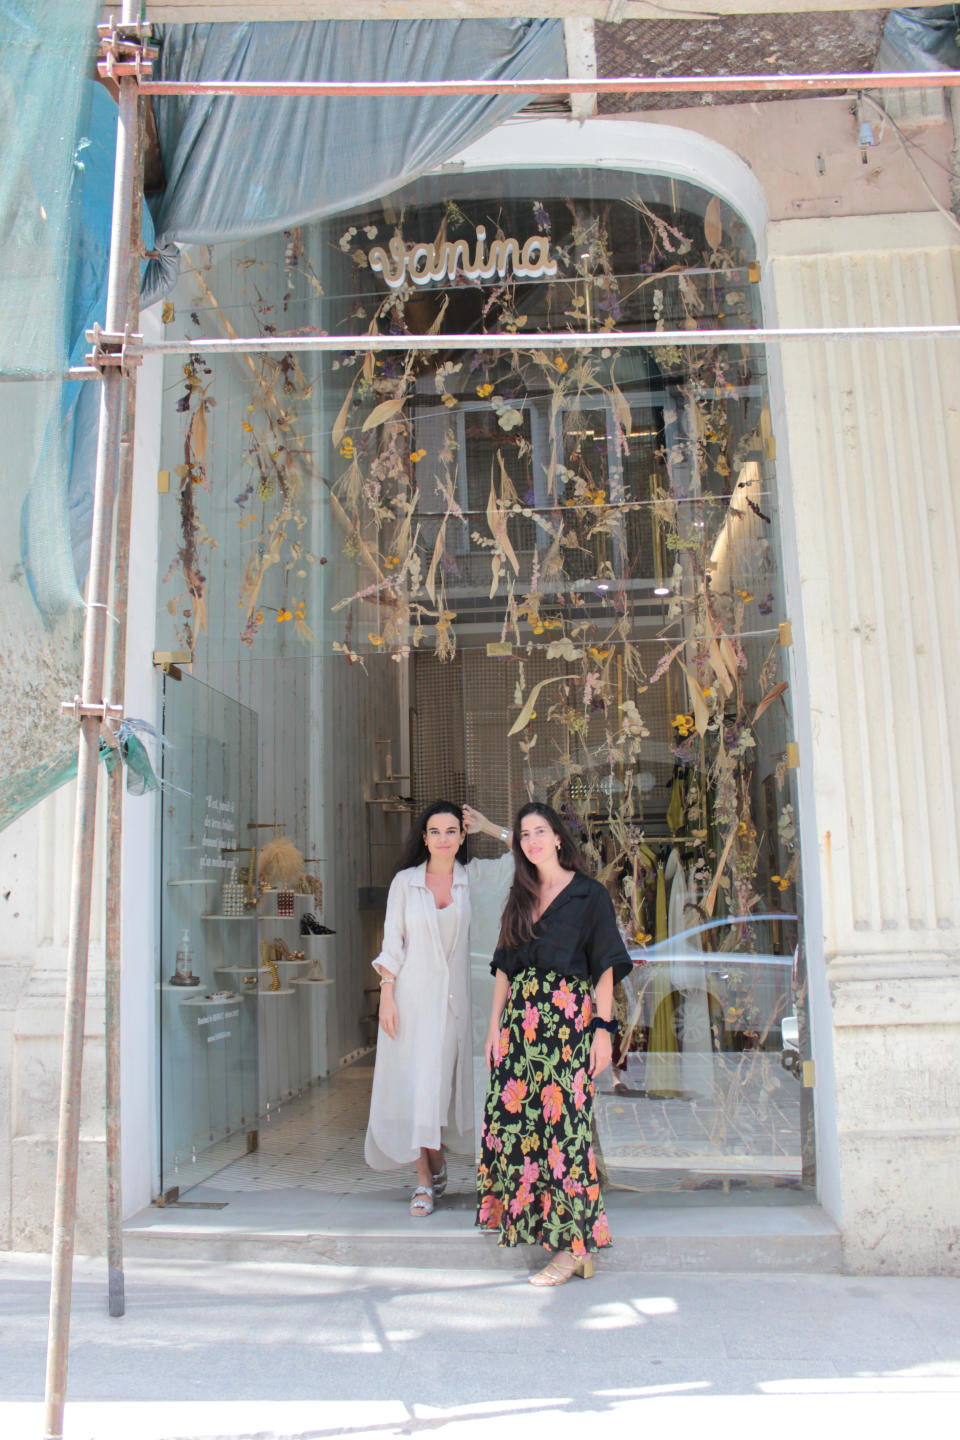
[60,697,125,725]
[85,324,143,374]
[97,18,158,84]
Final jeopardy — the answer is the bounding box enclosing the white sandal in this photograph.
[410,1185,434,1218]
[431,1154,448,1198]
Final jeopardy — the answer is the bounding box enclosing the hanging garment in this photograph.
[665,847,713,1099]
[666,768,685,835]
[645,861,681,1097]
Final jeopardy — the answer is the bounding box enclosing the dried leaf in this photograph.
[488,551,502,600]
[425,518,447,604]
[362,397,406,432]
[610,382,631,437]
[545,638,583,662]
[425,294,450,335]
[508,675,578,737]
[704,196,723,253]
[486,475,519,578]
[541,529,564,578]
[753,680,788,724]
[190,403,207,462]
[719,632,739,679]
[331,381,355,448]
[708,636,734,697]
[678,659,709,736]
[704,825,737,917]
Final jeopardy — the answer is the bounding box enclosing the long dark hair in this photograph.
[497,801,589,948]
[392,800,468,876]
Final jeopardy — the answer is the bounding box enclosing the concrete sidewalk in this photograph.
[2,1252,958,1439]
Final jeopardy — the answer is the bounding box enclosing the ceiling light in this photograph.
[653,585,670,597]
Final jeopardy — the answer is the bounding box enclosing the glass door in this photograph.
[158,672,259,1197]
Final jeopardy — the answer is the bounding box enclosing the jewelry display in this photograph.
[221,866,245,917]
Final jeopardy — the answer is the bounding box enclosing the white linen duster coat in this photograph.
[364,855,511,1169]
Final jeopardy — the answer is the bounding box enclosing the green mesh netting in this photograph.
[0,1,100,832]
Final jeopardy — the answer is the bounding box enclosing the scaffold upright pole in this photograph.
[43,3,143,1433]
[103,86,146,1322]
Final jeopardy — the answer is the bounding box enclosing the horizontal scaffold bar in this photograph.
[14,326,955,381]
[138,70,960,98]
[144,324,960,357]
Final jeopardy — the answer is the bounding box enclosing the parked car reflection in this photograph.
[621,914,798,1059]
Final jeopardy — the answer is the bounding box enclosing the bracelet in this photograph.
[500,827,509,843]
[590,1016,617,1036]
[379,977,395,988]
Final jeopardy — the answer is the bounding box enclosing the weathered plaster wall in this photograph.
[0,777,108,1253]
[627,93,954,223]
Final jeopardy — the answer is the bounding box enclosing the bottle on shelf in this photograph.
[171,928,200,987]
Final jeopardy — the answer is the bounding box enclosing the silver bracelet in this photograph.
[500,827,508,843]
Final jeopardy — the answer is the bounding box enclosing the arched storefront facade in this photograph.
[5,102,960,1274]
[131,118,836,1231]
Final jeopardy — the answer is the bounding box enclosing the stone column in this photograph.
[771,212,960,1273]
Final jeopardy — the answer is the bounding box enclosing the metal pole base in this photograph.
[108,1266,125,1319]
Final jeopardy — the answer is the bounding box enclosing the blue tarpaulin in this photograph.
[1,12,566,829]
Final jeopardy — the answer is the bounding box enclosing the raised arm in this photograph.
[463,804,512,848]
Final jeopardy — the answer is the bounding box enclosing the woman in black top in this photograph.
[475,801,631,1286]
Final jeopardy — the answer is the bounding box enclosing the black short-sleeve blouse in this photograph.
[491,871,632,988]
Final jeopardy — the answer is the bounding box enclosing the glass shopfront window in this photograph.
[155,153,812,1200]
[158,673,259,1196]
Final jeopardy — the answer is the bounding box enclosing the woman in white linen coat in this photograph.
[365,800,512,1216]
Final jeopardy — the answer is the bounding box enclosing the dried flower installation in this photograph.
[162,186,801,970]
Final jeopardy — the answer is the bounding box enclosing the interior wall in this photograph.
[317,654,408,1062]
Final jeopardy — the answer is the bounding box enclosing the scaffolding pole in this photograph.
[103,84,147,1323]
[139,323,960,357]
[136,69,960,98]
[43,4,144,1435]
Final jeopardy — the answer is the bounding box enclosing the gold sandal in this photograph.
[528,1252,594,1287]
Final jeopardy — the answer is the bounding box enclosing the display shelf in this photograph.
[215,964,257,974]
[177,991,248,1005]
[167,878,216,886]
[200,914,257,921]
[290,976,335,987]
[258,987,295,997]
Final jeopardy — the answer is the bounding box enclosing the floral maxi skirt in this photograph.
[475,968,612,1254]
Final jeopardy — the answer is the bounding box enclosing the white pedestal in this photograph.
[291,977,336,1079]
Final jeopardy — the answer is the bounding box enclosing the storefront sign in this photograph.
[369,226,557,291]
